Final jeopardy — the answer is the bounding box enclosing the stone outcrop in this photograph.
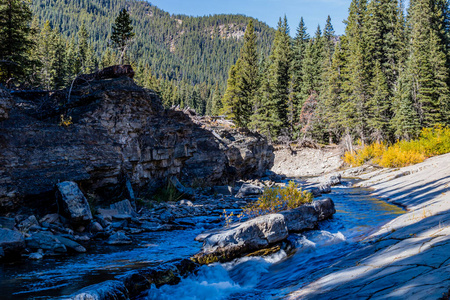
[0,66,274,213]
[192,198,336,264]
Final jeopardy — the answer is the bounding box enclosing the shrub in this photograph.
[241,181,313,218]
[343,125,450,168]
[153,181,184,203]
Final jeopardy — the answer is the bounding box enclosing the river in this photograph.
[0,179,404,299]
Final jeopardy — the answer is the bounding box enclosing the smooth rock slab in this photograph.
[57,181,93,225]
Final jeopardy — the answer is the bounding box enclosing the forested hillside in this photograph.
[29,0,274,111]
[223,0,450,145]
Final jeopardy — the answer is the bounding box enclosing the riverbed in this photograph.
[0,179,404,299]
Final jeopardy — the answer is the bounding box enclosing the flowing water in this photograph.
[0,179,404,299]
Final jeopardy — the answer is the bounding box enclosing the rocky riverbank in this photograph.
[0,65,273,214]
[289,152,450,299]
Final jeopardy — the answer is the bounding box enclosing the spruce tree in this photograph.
[341,0,370,143]
[407,0,450,126]
[366,61,390,141]
[266,16,292,137]
[0,0,35,83]
[111,8,135,65]
[291,17,310,121]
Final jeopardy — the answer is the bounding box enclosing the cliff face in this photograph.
[0,66,274,213]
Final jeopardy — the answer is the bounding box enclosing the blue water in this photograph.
[145,180,404,300]
[0,180,404,299]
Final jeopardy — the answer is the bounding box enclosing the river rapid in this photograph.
[0,179,404,299]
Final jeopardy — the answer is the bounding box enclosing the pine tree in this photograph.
[300,26,323,112]
[366,61,390,141]
[321,41,345,143]
[266,16,292,138]
[211,82,223,115]
[341,0,370,143]
[111,8,135,65]
[235,20,259,127]
[221,63,240,120]
[407,0,450,127]
[291,17,310,121]
[0,0,35,83]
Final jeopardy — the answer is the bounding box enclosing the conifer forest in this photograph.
[1,0,449,145]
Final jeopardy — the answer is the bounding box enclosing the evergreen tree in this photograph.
[221,63,240,120]
[291,17,310,121]
[341,0,370,143]
[320,41,345,143]
[366,61,390,141]
[0,0,35,83]
[211,82,223,115]
[407,0,450,127]
[266,16,292,137]
[111,8,135,64]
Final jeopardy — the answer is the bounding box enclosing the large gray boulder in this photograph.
[279,205,319,232]
[193,199,336,264]
[57,181,93,225]
[67,280,129,300]
[26,232,67,253]
[314,198,336,221]
[0,228,25,256]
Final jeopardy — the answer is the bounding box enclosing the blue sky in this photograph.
[148,0,350,36]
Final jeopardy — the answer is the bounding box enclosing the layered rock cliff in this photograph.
[0,66,273,213]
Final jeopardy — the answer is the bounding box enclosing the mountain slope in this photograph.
[30,0,275,86]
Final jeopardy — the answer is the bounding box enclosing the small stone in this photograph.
[26,232,66,253]
[107,232,132,245]
[110,200,136,216]
[179,200,194,206]
[39,214,61,225]
[18,215,39,233]
[90,222,103,233]
[29,251,44,260]
[97,209,119,222]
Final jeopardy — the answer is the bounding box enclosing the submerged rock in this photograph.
[57,181,93,226]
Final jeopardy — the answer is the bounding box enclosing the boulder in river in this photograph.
[0,228,25,257]
[314,198,336,221]
[193,199,336,264]
[57,181,93,226]
[67,280,129,300]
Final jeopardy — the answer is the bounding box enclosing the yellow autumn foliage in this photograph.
[343,125,450,168]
